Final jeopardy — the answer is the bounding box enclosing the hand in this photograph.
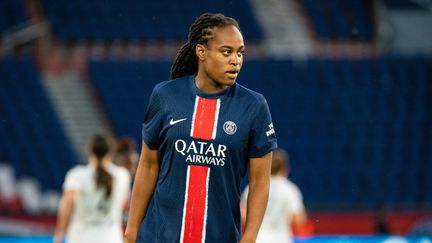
[239,235,256,243]
[124,233,136,243]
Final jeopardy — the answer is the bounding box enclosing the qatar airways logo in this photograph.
[175,139,227,166]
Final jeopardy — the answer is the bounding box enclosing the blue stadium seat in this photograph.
[41,0,263,42]
[0,0,27,33]
[0,57,78,191]
[301,0,374,41]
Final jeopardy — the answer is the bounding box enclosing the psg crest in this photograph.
[223,121,237,135]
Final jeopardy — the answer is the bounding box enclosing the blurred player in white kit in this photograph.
[241,148,307,243]
[54,134,131,243]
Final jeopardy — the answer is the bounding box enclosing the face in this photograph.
[196,25,244,93]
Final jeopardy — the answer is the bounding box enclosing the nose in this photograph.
[230,54,241,66]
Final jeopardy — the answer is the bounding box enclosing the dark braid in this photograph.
[91,134,114,198]
[170,13,240,80]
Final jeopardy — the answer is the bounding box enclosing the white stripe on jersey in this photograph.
[211,99,221,140]
[190,96,200,137]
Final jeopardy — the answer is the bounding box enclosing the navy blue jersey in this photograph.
[138,75,277,243]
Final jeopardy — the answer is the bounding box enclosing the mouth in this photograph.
[226,70,239,79]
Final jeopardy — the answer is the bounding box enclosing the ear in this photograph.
[195,44,206,61]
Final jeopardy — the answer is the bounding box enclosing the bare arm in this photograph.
[240,199,247,230]
[53,190,76,243]
[292,210,307,226]
[241,152,272,243]
[124,142,159,243]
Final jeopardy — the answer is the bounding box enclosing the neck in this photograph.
[195,72,228,94]
[89,156,110,166]
[274,170,287,177]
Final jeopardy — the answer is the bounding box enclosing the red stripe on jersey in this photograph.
[180,165,210,243]
[190,97,220,140]
[181,96,219,242]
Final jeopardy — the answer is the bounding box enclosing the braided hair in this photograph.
[170,13,240,80]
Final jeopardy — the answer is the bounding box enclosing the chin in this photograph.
[224,78,237,86]
[222,81,235,88]
[214,80,232,87]
[212,76,236,89]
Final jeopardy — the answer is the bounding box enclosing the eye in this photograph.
[237,50,244,57]
[222,50,231,56]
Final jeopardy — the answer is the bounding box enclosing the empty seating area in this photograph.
[88,57,432,209]
[383,0,430,9]
[301,0,375,41]
[0,57,77,192]
[88,59,172,144]
[41,0,263,42]
[245,57,431,208]
[0,0,27,33]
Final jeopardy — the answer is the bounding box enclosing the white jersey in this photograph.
[63,163,131,243]
[241,176,305,243]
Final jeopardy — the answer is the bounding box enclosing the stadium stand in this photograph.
[0,57,78,191]
[41,0,263,42]
[88,59,172,143]
[0,0,26,34]
[301,0,375,41]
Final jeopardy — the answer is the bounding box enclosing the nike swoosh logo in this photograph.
[169,118,187,125]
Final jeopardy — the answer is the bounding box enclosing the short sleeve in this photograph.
[119,168,131,191]
[289,184,305,213]
[63,168,82,191]
[248,96,277,158]
[142,85,165,149]
[116,168,131,200]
